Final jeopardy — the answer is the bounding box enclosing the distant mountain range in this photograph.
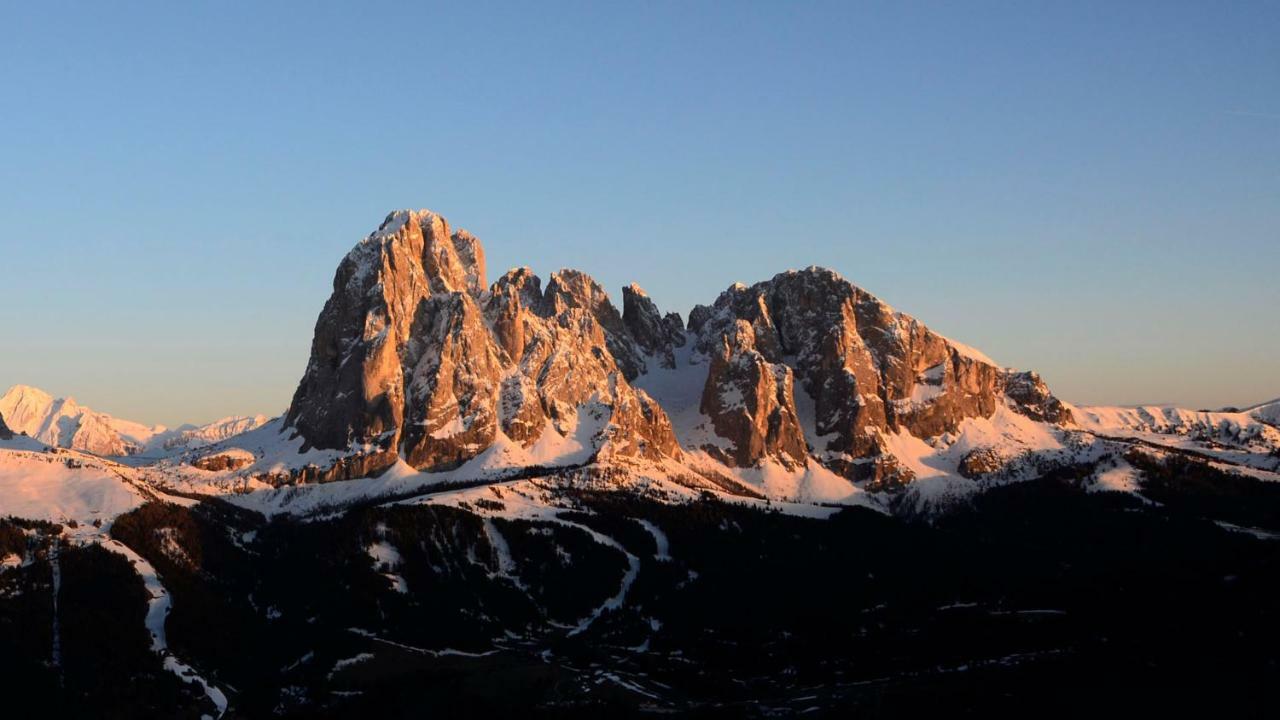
[0,384,268,457]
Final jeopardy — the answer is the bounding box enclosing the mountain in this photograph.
[681,266,1069,481]
[153,414,272,453]
[1246,398,1280,427]
[283,210,681,482]
[0,443,150,524]
[0,385,152,456]
[2,208,1278,718]
[195,209,1073,505]
[148,208,1278,518]
[0,385,269,457]
[1069,403,1280,468]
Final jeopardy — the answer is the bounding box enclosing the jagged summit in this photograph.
[2,384,58,413]
[284,210,683,479]
[684,267,1070,482]
[0,384,142,456]
[279,208,1074,492]
[0,384,268,457]
[622,283,685,370]
[359,208,487,295]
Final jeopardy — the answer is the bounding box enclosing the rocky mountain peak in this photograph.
[622,283,685,370]
[279,209,1073,492]
[540,269,646,379]
[486,267,544,363]
[541,270,621,322]
[700,319,808,469]
[285,209,497,455]
[688,266,1073,481]
[284,210,685,479]
[4,384,54,404]
[492,267,544,306]
[0,384,163,456]
[365,209,487,295]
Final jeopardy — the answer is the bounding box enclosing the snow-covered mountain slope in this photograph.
[0,442,149,524]
[0,425,211,527]
[1067,403,1280,471]
[143,413,272,456]
[1245,398,1280,427]
[0,384,156,456]
[0,385,268,458]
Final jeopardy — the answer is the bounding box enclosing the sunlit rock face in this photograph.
[688,268,1072,480]
[284,210,682,473]
[622,283,684,370]
[1002,370,1071,424]
[285,210,485,456]
[282,208,1072,486]
[699,319,807,469]
[958,447,1010,479]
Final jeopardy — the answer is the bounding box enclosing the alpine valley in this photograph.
[2,210,1277,718]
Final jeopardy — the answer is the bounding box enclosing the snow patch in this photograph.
[635,518,671,561]
[100,538,228,717]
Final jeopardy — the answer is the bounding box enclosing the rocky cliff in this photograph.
[688,268,1071,481]
[284,210,682,477]
[277,209,1072,489]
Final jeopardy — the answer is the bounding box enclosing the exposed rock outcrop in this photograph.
[192,450,255,472]
[540,269,646,381]
[958,447,1009,479]
[622,283,685,370]
[284,210,683,477]
[0,412,12,440]
[700,320,806,468]
[689,267,1072,480]
[1002,371,1071,424]
[285,210,487,455]
[278,208,1073,491]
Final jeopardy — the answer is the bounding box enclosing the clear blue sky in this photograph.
[1,1,1277,427]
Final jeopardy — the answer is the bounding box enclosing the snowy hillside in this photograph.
[1067,403,1280,471]
[0,442,148,524]
[1246,398,1280,427]
[144,413,273,456]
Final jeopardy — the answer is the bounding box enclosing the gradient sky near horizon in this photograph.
[2,1,1277,427]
